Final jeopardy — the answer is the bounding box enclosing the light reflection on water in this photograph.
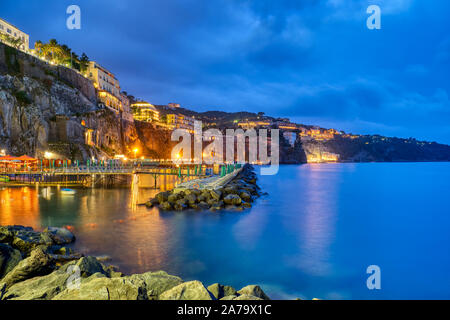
[1,163,450,299]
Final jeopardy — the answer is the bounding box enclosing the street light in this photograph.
[133,148,139,159]
[44,151,53,159]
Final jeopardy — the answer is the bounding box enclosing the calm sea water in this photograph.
[1,163,449,299]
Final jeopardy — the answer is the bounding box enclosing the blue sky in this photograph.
[1,0,449,143]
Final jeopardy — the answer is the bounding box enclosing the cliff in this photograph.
[0,43,138,160]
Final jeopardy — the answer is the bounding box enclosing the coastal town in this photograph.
[0,17,344,165]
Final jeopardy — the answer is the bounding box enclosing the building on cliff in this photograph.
[167,113,196,132]
[0,18,29,51]
[87,61,133,122]
[131,101,160,123]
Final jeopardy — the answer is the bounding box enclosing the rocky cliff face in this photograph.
[0,43,139,160]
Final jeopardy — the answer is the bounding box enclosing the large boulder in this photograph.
[185,193,197,205]
[11,230,53,254]
[0,244,22,279]
[43,227,75,245]
[1,257,107,300]
[223,194,242,205]
[237,285,270,300]
[52,276,147,300]
[207,283,237,300]
[0,226,15,243]
[128,271,183,300]
[159,280,215,300]
[0,248,54,290]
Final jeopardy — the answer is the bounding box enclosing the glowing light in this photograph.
[44,151,53,159]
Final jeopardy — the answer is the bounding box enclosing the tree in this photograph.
[79,53,89,73]
[1,34,24,49]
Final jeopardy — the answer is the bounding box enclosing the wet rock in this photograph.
[239,191,252,202]
[159,202,172,211]
[242,202,252,209]
[0,248,54,290]
[11,230,53,254]
[198,202,210,210]
[0,226,15,243]
[145,198,159,208]
[156,191,170,204]
[237,285,270,300]
[44,227,75,245]
[224,194,242,206]
[0,244,22,279]
[159,280,215,300]
[185,193,197,205]
[174,199,188,211]
[167,193,180,204]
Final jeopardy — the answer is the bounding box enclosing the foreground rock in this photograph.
[0,225,272,300]
[146,164,265,212]
[0,248,54,290]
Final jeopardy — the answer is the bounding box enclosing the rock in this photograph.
[189,203,199,209]
[167,193,179,204]
[185,193,197,205]
[237,285,270,300]
[0,226,15,243]
[198,202,210,210]
[224,194,242,205]
[159,280,215,300]
[223,186,238,195]
[2,263,85,300]
[207,283,237,299]
[0,248,54,290]
[0,243,22,279]
[210,190,222,201]
[174,199,188,211]
[11,230,53,254]
[242,202,252,208]
[52,276,147,300]
[146,198,159,208]
[44,227,75,245]
[129,271,183,300]
[156,191,170,204]
[197,194,207,202]
[73,256,108,277]
[233,294,263,300]
[159,202,172,211]
[239,191,252,202]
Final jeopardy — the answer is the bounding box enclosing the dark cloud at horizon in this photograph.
[1,0,449,143]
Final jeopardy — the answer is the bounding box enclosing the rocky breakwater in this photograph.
[146,164,264,212]
[0,225,270,300]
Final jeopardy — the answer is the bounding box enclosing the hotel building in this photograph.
[0,18,29,51]
[131,102,160,123]
[167,113,196,132]
[87,61,133,122]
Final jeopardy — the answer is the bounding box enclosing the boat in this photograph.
[60,188,76,195]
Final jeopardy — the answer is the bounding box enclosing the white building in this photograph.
[0,18,29,51]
